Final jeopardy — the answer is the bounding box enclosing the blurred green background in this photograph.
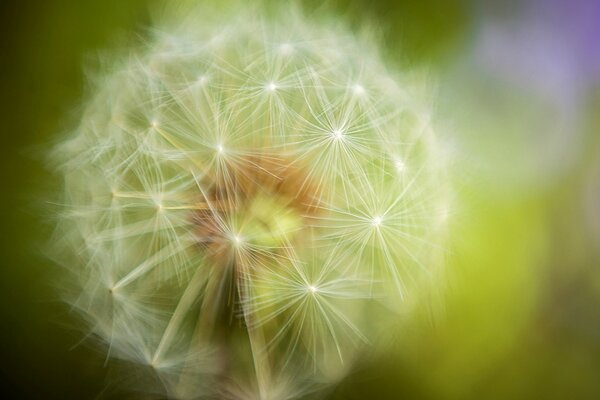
[1,0,599,399]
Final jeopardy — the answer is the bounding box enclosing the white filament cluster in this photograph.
[53,4,448,399]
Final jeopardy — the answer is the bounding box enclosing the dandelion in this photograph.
[51,3,449,399]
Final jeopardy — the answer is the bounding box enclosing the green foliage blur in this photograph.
[1,0,598,399]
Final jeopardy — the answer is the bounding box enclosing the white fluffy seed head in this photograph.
[51,3,449,399]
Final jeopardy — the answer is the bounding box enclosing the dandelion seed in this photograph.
[279,42,293,55]
[394,156,406,172]
[197,75,208,85]
[352,84,365,96]
[331,129,344,140]
[265,82,278,92]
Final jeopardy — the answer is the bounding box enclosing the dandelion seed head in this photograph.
[51,3,449,399]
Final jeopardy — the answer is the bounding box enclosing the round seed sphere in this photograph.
[53,4,449,399]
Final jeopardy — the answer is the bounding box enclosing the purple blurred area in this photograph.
[443,0,600,195]
[475,0,600,100]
